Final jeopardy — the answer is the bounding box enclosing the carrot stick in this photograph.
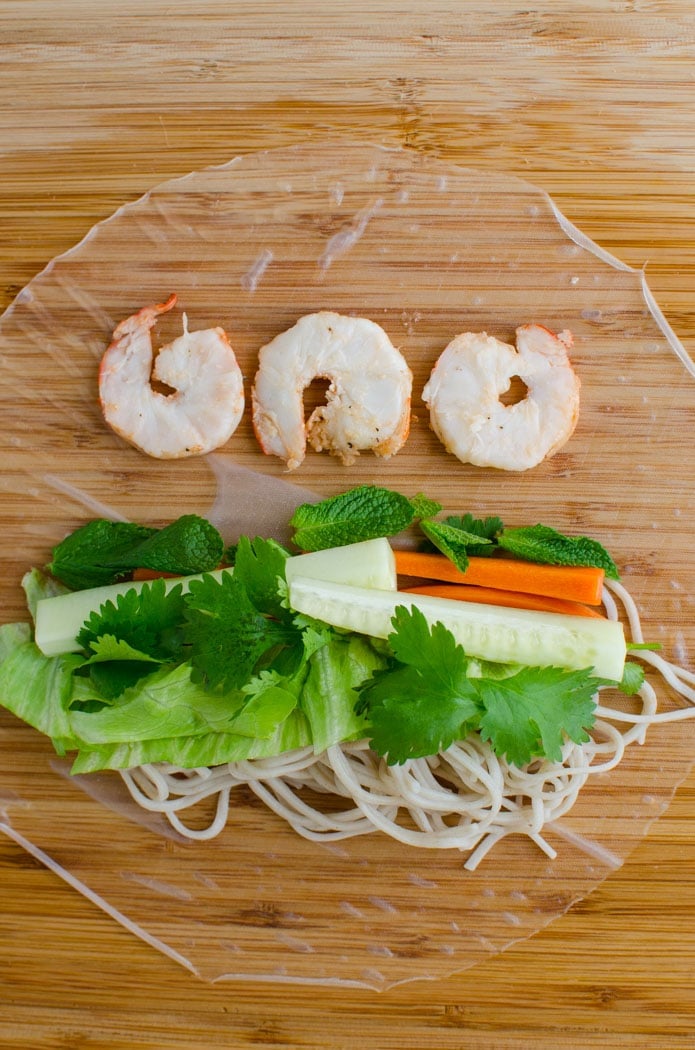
[131,568,183,581]
[401,583,605,619]
[394,550,605,606]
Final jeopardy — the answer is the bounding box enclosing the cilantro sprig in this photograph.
[357,606,606,767]
[75,579,187,698]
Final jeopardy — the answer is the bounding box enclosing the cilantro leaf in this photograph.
[232,671,302,739]
[77,580,186,663]
[79,635,160,666]
[362,667,481,763]
[48,515,224,590]
[498,524,619,579]
[358,606,481,763]
[183,573,293,691]
[386,605,467,685]
[75,635,162,699]
[477,665,599,766]
[233,535,291,620]
[80,660,159,702]
[290,486,423,551]
[618,661,645,696]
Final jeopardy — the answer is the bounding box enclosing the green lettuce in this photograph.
[0,618,383,773]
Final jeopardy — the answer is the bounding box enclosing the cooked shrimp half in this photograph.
[251,311,412,471]
[99,294,245,459]
[422,324,580,471]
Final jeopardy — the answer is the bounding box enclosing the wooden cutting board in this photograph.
[1,4,694,1047]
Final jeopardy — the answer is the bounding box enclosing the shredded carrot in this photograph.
[394,550,605,606]
[401,583,605,619]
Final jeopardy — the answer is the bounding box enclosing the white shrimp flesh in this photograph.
[99,294,245,459]
[422,324,580,471]
[251,311,412,470]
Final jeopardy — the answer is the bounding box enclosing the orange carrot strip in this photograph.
[401,583,606,619]
[131,568,183,581]
[394,550,605,606]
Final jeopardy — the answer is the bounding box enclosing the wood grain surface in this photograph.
[1,3,694,1047]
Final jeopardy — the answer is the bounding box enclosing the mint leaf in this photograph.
[290,485,419,551]
[48,515,224,590]
[49,521,157,589]
[498,524,619,579]
[120,514,224,576]
[409,493,443,520]
[419,519,492,572]
[477,665,599,766]
[442,514,503,555]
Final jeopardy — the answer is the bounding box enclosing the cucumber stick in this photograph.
[288,576,626,680]
[285,538,396,591]
[34,568,234,657]
[35,538,397,657]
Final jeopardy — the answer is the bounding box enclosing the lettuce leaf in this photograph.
[68,662,250,745]
[300,633,385,753]
[70,708,313,773]
[0,631,83,752]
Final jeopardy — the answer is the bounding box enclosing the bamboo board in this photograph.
[1,3,695,1046]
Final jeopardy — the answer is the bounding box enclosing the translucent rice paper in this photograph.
[0,143,693,990]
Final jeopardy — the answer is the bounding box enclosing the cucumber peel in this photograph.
[288,576,626,681]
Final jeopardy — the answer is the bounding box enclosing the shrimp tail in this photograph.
[109,293,177,343]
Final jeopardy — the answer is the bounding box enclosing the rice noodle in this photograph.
[118,578,694,867]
